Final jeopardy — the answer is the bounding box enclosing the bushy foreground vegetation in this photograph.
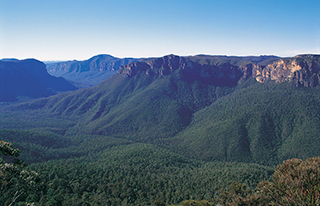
[174,157,320,206]
[0,141,41,206]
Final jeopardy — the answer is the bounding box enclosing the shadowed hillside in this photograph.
[0,59,77,102]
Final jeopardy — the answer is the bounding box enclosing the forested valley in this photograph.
[1,54,320,205]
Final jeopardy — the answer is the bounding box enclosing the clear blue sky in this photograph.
[1,0,320,61]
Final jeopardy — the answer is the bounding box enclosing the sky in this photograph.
[0,0,320,61]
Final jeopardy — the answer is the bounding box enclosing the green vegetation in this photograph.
[213,157,320,205]
[170,81,320,165]
[3,137,320,205]
[0,127,273,205]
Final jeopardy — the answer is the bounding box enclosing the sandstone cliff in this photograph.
[119,54,320,87]
[118,55,247,87]
[254,55,320,87]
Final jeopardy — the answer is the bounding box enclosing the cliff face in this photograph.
[254,55,320,87]
[118,55,248,87]
[118,55,186,77]
[119,54,320,87]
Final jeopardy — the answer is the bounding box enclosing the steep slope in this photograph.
[0,59,77,102]
[170,82,320,165]
[46,54,139,87]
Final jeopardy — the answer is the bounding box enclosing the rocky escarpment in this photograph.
[46,53,320,88]
[118,55,250,87]
[254,55,320,87]
[119,54,320,87]
[118,55,187,77]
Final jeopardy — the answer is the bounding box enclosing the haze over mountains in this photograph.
[0,59,77,102]
[46,54,140,87]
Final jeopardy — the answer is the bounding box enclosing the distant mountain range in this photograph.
[0,59,77,102]
[2,54,320,166]
[46,54,140,87]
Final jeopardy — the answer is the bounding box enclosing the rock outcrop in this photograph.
[254,55,320,87]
